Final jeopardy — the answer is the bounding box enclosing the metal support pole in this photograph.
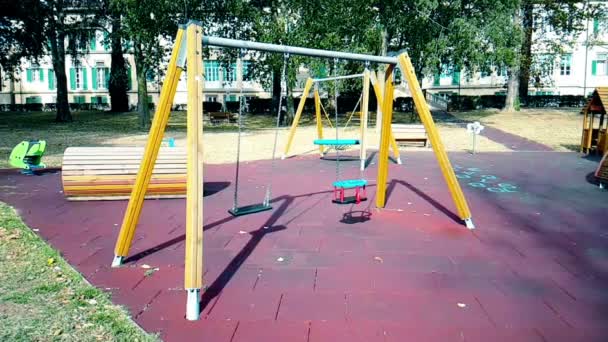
[203,36,397,64]
[313,73,365,82]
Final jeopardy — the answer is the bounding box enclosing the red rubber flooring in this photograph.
[1,151,607,341]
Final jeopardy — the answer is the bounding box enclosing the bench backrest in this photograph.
[391,124,427,136]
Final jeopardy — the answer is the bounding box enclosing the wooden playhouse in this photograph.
[581,87,608,155]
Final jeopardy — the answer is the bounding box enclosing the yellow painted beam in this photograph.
[184,22,204,320]
[113,27,185,262]
[314,88,325,156]
[360,70,370,170]
[282,78,314,159]
[375,65,395,208]
[397,53,473,227]
[370,72,401,164]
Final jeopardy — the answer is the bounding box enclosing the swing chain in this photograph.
[333,58,341,183]
[264,52,289,206]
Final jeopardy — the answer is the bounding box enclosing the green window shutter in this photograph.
[592,61,598,76]
[82,68,88,90]
[92,67,98,90]
[39,69,44,82]
[452,70,460,86]
[101,96,108,104]
[26,69,33,82]
[127,66,132,90]
[48,69,55,90]
[433,73,440,86]
[104,67,110,88]
[70,68,76,90]
[103,31,110,50]
[594,18,600,35]
[90,34,96,51]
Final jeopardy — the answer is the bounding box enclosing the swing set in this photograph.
[109,21,475,321]
[282,69,403,171]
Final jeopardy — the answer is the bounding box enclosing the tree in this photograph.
[1,0,101,122]
[503,1,603,111]
[112,0,184,128]
[107,9,130,112]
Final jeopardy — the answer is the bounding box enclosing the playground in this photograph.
[2,23,608,342]
[1,150,608,341]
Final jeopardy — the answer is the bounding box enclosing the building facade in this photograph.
[1,14,607,109]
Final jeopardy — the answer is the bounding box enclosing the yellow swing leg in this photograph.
[376,65,395,208]
[184,22,205,321]
[282,78,314,159]
[397,53,474,229]
[370,71,401,164]
[112,26,186,267]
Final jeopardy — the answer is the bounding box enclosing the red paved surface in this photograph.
[1,151,607,341]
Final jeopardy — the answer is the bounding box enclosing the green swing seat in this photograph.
[333,179,367,189]
[314,139,360,146]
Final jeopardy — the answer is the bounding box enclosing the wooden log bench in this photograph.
[391,124,428,147]
[62,147,186,201]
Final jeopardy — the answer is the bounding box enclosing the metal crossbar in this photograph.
[202,36,398,64]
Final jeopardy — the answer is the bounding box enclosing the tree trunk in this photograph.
[518,2,534,98]
[109,13,129,112]
[504,6,523,112]
[48,20,72,122]
[286,68,295,124]
[272,66,281,118]
[134,46,150,128]
[504,66,521,112]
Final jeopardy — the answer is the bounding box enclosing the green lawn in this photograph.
[0,109,426,168]
[0,202,157,341]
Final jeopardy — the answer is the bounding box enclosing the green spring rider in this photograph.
[9,140,47,174]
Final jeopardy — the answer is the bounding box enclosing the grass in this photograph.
[0,202,157,342]
[0,109,423,168]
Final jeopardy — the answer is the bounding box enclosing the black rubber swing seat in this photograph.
[228,203,273,217]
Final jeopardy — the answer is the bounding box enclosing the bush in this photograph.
[448,94,587,111]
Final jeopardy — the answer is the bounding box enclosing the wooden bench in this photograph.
[62,147,186,201]
[391,124,428,147]
[208,111,237,124]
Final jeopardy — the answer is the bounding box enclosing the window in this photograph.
[222,63,237,82]
[204,61,219,81]
[48,69,56,90]
[73,95,86,104]
[592,54,608,76]
[26,66,43,83]
[496,66,508,77]
[26,96,42,104]
[242,60,251,81]
[93,62,108,90]
[206,96,217,102]
[91,96,108,104]
[70,67,88,90]
[560,54,572,76]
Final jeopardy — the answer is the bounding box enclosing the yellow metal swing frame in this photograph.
[109,21,475,321]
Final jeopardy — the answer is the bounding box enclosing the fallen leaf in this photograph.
[374,256,384,263]
[53,329,63,336]
[239,230,247,234]
[457,303,466,308]
[141,264,151,269]
[87,299,98,305]
[47,258,55,265]
[276,257,285,262]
